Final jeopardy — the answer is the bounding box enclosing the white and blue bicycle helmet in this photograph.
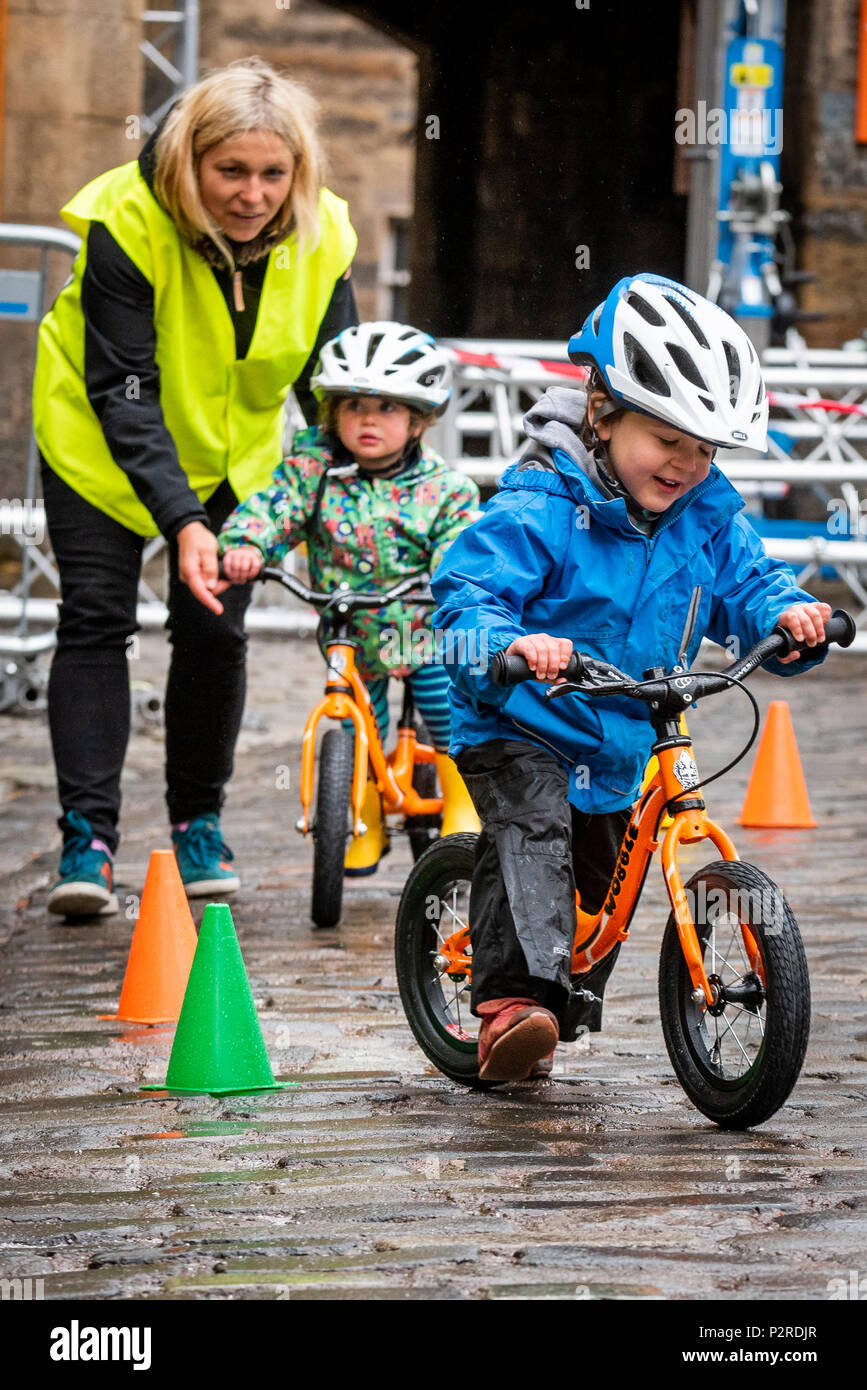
[568,273,769,451]
[311,321,453,414]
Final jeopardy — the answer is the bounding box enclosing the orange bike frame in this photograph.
[434,731,757,1007]
[298,642,441,837]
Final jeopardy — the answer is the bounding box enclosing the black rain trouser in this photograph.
[455,739,632,1026]
[41,458,252,851]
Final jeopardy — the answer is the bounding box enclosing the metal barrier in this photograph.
[0,592,317,638]
[0,223,317,712]
[3,297,866,708]
[436,338,867,462]
[434,339,867,646]
[0,225,80,708]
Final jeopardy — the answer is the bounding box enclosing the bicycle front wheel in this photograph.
[311,728,354,928]
[659,860,810,1129]
[395,833,484,1085]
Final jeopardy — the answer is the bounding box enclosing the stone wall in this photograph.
[0,0,142,498]
[3,0,867,508]
[0,0,414,499]
[196,0,417,318]
[786,0,867,346]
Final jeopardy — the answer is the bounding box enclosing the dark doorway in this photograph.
[325,0,689,339]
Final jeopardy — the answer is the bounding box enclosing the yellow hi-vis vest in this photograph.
[33,159,357,535]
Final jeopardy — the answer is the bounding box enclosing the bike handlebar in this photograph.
[489,608,856,709]
[222,564,433,610]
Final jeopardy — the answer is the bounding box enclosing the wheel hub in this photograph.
[431,951,467,984]
[705,970,764,1016]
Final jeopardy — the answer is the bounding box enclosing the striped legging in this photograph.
[358,663,453,752]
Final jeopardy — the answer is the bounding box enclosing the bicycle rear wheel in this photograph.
[659,860,810,1129]
[311,728,354,928]
[394,833,485,1085]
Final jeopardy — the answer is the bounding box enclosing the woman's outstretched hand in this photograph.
[177,521,224,614]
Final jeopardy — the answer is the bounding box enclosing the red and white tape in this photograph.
[451,347,588,379]
[450,348,867,417]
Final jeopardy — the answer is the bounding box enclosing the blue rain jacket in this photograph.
[432,427,825,815]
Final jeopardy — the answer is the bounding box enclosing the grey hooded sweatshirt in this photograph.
[518,386,660,535]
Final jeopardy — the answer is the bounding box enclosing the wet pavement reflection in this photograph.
[1,637,865,1300]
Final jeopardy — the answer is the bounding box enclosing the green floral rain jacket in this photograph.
[219,426,480,680]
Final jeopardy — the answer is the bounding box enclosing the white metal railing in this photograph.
[1,224,81,700]
[0,593,317,637]
[445,457,867,488]
[431,340,867,638]
[3,329,867,717]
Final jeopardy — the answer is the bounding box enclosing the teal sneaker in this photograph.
[47,810,118,918]
[172,814,240,897]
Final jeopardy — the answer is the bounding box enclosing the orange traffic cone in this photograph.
[738,701,816,829]
[99,849,198,1024]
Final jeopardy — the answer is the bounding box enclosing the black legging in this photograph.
[41,458,252,851]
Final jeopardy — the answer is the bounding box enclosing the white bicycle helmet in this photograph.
[568,273,769,451]
[311,321,453,414]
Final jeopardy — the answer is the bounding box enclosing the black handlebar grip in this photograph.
[772,607,856,656]
[825,609,857,648]
[490,649,584,686]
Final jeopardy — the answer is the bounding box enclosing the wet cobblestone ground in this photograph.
[0,632,865,1302]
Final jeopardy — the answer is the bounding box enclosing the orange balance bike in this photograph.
[259,567,442,928]
[394,600,856,1128]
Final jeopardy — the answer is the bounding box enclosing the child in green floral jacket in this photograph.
[218,321,481,873]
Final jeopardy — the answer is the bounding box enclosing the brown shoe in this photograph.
[477,997,559,1082]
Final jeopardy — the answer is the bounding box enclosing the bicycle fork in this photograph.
[298,643,371,837]
[653,731,761,1007]
[298,643,442,837]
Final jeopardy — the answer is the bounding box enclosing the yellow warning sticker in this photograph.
[730,62,773,88]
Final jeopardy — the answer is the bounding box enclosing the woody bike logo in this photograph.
[603,825,637,919]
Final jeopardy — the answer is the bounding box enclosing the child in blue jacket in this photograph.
[431,273,831,1083]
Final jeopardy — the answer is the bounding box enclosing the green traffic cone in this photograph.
[142,903,293,1095]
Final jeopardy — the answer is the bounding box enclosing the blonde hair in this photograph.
[154,57,325,268]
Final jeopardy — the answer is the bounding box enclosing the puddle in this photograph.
[110,1025,177,1046]
[2,1031,130,1052]
[124,1122,260,1140]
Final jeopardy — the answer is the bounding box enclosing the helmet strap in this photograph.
[590,397,622,425]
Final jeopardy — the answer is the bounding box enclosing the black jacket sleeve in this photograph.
[81,222,210,539]
[292,273,359,425]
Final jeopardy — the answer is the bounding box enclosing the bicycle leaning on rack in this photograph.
[258,566,442,929]
[394,595,856,1129]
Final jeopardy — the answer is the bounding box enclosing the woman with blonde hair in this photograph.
[33,59,358,915]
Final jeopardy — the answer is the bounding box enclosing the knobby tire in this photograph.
[659,860,810,1129]
[311,727,354,928]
